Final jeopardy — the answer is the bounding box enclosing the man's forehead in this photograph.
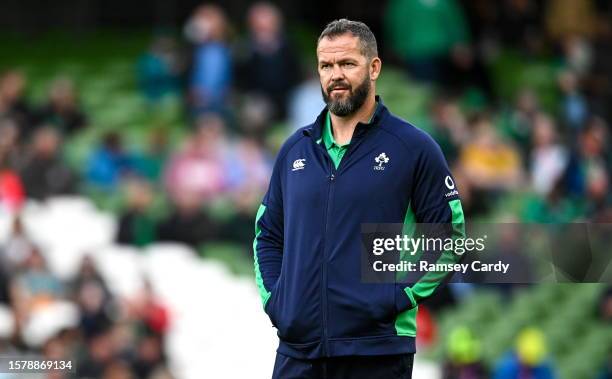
[317,34,361,57]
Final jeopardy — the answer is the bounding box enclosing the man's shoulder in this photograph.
[275,126,312,161]
[380,112,441,154]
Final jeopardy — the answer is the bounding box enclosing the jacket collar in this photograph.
[303,95,387,142]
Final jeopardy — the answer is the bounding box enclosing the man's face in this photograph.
[317,34,378,117]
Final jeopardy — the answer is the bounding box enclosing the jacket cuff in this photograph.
[395,285,417,314]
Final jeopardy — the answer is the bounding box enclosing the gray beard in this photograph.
[322,77,371,117]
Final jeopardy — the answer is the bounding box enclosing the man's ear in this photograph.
[370,57,382,81]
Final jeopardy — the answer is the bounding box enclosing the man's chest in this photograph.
[282,140,414,212]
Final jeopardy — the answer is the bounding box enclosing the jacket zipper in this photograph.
[315,122,377,355]
[319,144,335,357]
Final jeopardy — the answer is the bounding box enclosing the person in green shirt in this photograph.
[384,0,469,82]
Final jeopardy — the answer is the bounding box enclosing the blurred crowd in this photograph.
[432,286,612,379]
[0,0,611,378]
[0,217,172,379]
[383,0,612,223]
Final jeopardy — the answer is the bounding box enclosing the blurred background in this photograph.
[0,0,611,378]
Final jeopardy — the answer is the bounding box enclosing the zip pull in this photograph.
[330,174,335,181]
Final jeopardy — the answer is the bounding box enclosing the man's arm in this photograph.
[395,136,465,313]
[253,157,284,309]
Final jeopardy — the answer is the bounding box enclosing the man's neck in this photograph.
[330,95,377,145]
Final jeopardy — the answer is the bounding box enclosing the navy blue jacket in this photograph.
[254,97,464,359]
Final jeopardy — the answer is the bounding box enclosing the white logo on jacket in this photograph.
[292,159,306,171]
[444,175,459,197]
[445,176,455,189]
[374,153,389,171]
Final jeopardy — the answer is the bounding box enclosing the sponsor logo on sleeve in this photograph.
[444,175,459,197]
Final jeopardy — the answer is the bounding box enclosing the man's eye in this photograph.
[343,62,356,67]
[321,64,331,70]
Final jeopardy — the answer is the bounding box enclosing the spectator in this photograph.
[237,93,274,140]
[163,114,229,204]
[1,216,34,274]
[12,247,64,300]
[86,132,135,190]
[459,114,524,191]
[10,247,66,334]
[71,255,111,301]
[223,136,271,250]
[116,179,157,247]
[137,36,182,104]
[77,327,118,379]
[530,113,568,196]
[235,2,301,120]
[132,129,170,183]
[77,279,114,341]
[288,71,326,132]
[0,121,23,218]
[429,94,469,164]
[493,328,556,379]
[562,117,609,200]
[415,306,437,349]
[545,0,598,44]
[72,256,114,339]
[559,35,594,79]
[501,88,540,159]
[557,70,588,133]
[0,71,36,140]
[221,192,259,254]
[19,126,77,200]
[102,360,136,379]
[130,281,169,337]
[443,327,487,379]
[521,181,585,223]
[496,0,544,53]
[42,331,76,379]
[385,0,469,83]
[131,333,166,378]
[0,118,24,169]
[37,77,88,135]
[0,159,25,213]
[156,190,218,248]
[226,136,271,197]
[185,4,232,117]
[0,216,30,304]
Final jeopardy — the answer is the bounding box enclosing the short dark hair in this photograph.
[318,19,378,59]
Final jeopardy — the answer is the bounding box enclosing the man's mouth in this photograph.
[329,87,350,94]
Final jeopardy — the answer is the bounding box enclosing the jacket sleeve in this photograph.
[395,136,465,313]
[253,154,284,309]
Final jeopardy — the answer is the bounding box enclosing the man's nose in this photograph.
[330,64,344,80]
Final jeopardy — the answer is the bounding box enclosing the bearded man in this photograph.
[254,19,465,379]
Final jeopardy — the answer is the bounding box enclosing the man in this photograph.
[235,2,302,120]
[19,127,77,200]
[254,19,465,378]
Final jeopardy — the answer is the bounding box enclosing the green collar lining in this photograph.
[321,101,379,149]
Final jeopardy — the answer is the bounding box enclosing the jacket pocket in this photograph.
[264,283,280,327]
[327,282,397,338]
[265,278,321,344]
[394,283,416,315]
